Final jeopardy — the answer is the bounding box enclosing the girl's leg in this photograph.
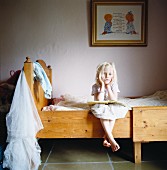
[103,134,111,147]
[100,119,120,152]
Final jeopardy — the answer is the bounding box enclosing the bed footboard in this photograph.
[133,106,167,163]
[133,106,167,142]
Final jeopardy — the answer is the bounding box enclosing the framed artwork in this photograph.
[91,0,148,46]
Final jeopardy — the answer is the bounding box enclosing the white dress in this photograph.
[91,82,129,120]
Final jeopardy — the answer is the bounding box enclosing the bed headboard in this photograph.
[24,57,52,111]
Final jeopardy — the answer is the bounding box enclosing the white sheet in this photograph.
[119,90,167,109]
[42,91,167,112]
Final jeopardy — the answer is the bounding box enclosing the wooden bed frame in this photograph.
[23,57,167,163]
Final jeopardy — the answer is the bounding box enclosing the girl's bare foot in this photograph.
[110,142,120,152]
[103,139,111,147]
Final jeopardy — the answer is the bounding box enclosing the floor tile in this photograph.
[112,161,167,170]
[39,138,167,170]
[47,139,109,163]
[112,162,140,170]
[43,162,113,170]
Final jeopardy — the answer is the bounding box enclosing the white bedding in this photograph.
[121,90,167,109]
[42,94,90,111]
[42,90,167,111]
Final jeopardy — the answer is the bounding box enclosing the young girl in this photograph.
[91,62,122,152]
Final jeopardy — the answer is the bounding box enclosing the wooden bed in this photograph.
[23,57,167,164]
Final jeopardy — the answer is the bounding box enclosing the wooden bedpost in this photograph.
[24,56,34,94]
[24,57,52,111]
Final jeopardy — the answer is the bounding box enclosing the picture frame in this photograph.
[91,0,148,46]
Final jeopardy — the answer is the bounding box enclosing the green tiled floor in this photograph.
[38,139,167,170]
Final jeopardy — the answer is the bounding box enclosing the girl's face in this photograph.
[101,65,114,85]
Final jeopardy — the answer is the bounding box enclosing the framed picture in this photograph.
[91,0,148,46]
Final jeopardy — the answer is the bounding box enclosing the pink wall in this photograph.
[0,0,167,98]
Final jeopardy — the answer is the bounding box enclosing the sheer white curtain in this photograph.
[3,70,43,170]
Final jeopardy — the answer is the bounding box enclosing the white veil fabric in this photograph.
[3,70,43,170]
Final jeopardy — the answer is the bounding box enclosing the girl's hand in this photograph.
[98,72,105,94]
[99,72,104,86]
[105,84,110,90]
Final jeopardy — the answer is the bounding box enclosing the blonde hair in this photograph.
[95,62,118,85]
